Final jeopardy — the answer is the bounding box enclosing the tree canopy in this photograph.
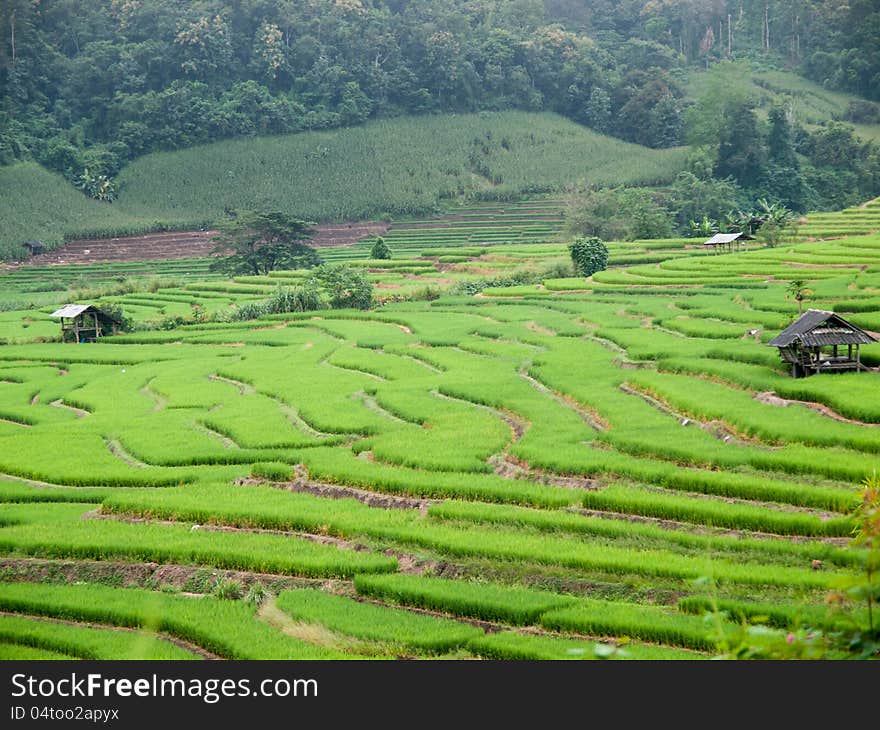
[569,236,609,278]
[19,0,874,176]
[2,1,879,221]
[209,210,319,276]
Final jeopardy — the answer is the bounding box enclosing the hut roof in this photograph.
[50,304,123,324]
[767,309,877,348]
[51,304,93,319]
[703,232,744,245]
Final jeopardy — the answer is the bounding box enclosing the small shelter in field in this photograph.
[702,232,748,254]
[22,240,45,257]
[767,309,877,377]
[50,304,123,343]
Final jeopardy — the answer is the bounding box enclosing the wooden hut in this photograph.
[50,304,123,343]
[22,240,45,257]
[702,232,748,254]
[767,309,877,377]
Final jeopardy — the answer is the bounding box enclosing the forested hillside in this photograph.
[0,112,690,257]
[2,1,878,172]
[2,1,880,259]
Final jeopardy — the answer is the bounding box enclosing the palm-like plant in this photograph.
[757,198,793,227]
[786,279,813,315]
[688,215,719,238]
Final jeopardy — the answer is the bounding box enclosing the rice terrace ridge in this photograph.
[1,0,880,671]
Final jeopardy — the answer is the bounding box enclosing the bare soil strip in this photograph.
[105,438,149,469]
[524,321,557,336]
[569,507,850,546]
[518,367,609,431]
[487,454,603,491]
[21,221,389,268]
[0,418,29,428]
[139,379,167,411]
[88,510,370,552]
[620,382,765,447]
[191,420,238,449]
[355,391,412,425]
[323,360,387,381]
[755,391,880,427]
[49,399,90,418]
[208,373,255,396]
[0,473,88,490]
[632,482,846,521]
[392,351,445,374]
[432,389,528,441]
[256,599,372,652]
[276,403,337,439]
[239,470,431,512]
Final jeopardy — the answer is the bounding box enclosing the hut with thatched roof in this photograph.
[767,309,877,377]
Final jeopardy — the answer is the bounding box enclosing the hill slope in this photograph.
[0,112,688,260]
[686,60,880,142]
[113,112,687,221]
[0,163,203,260]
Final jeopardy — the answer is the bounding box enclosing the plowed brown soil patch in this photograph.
[23,221,389,267]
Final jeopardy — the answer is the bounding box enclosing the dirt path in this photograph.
[238,471,431,513]
[570,506,850,546]
[620,382,765,447]
[356,391,413,425]
[755,391,880,427]
[49,399,90,418]
[139,379,167,411]
[256,599,361,650]
[518,367,609,431]
[208,373,255,395]
[191,421,238,449]
[105,438,149,469]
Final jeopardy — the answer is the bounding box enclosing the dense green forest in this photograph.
[1,0,880,231]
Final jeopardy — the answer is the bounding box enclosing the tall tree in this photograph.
[714,99,765,187]
[761,103,804,209]
[210,211,320,276]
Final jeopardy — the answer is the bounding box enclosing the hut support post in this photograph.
[857,344,861,372]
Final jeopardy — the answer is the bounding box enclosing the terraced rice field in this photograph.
[0,220,878,661]
[798,197,880,239]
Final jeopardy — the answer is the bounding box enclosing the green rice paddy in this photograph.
[1,202,878,660]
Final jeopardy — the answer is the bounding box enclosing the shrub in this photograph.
[244,583,269,607]
[309,264,374,310]
[370,237,391,260]
[569,236,609,276]
[229,285,322,321]
[212,578,243,600]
